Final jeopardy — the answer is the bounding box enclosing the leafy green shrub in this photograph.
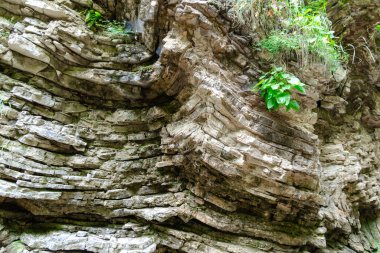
[85,9,103,29]
[253,67,305,111]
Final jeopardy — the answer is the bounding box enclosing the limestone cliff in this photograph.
[0,0,379,252]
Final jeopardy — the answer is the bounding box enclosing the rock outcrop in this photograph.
[0,0,379,252]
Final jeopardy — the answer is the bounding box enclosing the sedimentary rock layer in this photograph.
[0,0,379,252]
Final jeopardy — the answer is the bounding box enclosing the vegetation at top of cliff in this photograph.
[261,0,347,71]
[234,0,348,71]
[253,67,305,111]
[234,0,349,112]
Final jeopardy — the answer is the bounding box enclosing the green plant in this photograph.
[260,32,301,54]
[105,20,126,34]
[376,25,380,32]
[84,9,103,29]
[252,0,348,71]
[253,67,305,111]
[81,9,130,36]
[0,31,10,40]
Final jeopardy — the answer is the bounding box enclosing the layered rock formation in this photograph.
[0,0,378,252]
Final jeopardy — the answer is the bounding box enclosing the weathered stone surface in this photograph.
[0,0,378,252]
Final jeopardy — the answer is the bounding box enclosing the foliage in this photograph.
[232,0,347,71]
[104,20,126,35]
[253,67,305,111]
[260,32,301,54]
[0,30,10,39]
[82,8,129,36]
[376,25,380,32]
[84,9,103,29]
[258,0,347,71]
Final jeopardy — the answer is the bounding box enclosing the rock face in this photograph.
[0,0,379,252]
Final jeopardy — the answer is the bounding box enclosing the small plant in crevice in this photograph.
[0,30,10,39]
[82,8,131,37]
[105,20,127,35]
[253,67,305,111]
[84,9,103,29]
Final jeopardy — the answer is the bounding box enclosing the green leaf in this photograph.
[262,81,273,89]
[304,8,312,15]
[288,100,300,111]
[294,84,305,93]
[280,84,292,92]
[265,96,277,110]
[256,79,265,86]
[287,76,301,85]
[276,92,291,106]
[376,25,380,32]
[85,11,92,22]
[94,11,102,19]
[267,89,278,99]
[271,83,280,90]
[267,91,273,99]
[87,20,95,28]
